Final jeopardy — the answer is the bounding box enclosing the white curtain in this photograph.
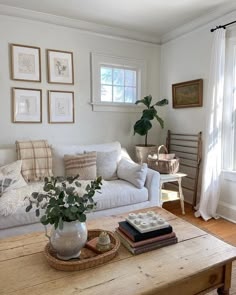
[195,28,226,221]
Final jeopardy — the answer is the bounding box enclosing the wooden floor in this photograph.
[163,201,236,294]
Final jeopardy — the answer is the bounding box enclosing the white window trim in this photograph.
[90,52,147,112]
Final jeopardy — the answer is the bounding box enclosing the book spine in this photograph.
[118,225,135,242]
[116,228,176,248]
[133,237,178,255]
[115,231,134,253]
[118,223,173,242]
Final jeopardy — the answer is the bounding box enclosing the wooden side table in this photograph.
[160,173,187,215]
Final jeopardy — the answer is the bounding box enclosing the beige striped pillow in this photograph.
[64,152,97,180]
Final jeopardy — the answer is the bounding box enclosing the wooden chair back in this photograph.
[166,130,202,207]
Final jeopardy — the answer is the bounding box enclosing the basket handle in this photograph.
[157,145,168,157]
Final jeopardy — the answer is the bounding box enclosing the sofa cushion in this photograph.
[16,140,53,181]
[64,152,97,180]
[52,145,84,176]
[52,142,121,177]
[96,150,119,180]
[93,180,148,211]
[117,159,147,189]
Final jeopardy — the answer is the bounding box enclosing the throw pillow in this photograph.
[96,150,119,180]
[0,177,17,195]
[64,152,97,180]
[0,160,27,196]
[117,158,147,189]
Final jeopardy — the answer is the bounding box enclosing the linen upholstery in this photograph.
[96,150,119,180]
[16,140,53,182]
[64,152,97,180]
[117,158,148,188]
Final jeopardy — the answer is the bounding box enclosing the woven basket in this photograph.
[44,229,120,271]
[147,145,179,174]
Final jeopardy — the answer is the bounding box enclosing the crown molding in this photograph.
[0,4,160,45]
[161,3,236,44]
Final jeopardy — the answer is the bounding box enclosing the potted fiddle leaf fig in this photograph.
[134,95,168,163]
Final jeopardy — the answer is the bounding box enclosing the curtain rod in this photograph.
[211,20,236,32]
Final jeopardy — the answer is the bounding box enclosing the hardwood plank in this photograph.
[1,234,235,294]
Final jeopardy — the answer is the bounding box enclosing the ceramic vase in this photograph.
[46,221,88,260]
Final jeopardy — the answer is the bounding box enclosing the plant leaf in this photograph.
[155,98,168,107]
[134,118,152,136]
[154,114,164,128]
[26,204,32,212]
[35,208,40,217]
[58,217,63,230]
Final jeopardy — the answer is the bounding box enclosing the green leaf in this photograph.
[78,213,86,222]
[31,192,39,199]
[58,217,63,230]
[49,198,57,206]
[67,195,74,204]
[70,206,78,213]
[134,118,152,136]
[66,187,75,195]
[35,208,40,217]
[26,204,32,212]
[75,181,81,187]
[154,114,164,128]
[135,95,152,108]
[142,108,157,120]
[40,215,49,225]
[155,98,168,107]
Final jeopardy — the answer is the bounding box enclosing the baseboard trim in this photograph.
[217,201,236,224]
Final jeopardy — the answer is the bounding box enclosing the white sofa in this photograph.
[0,141,160,238]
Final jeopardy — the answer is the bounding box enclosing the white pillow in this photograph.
[96,150,119,180]
[117,159,147,189]
[0,160,27,195]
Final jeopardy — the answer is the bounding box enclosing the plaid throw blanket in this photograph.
[16,140,53,181]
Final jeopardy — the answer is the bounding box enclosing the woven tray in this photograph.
[44,229,120,271]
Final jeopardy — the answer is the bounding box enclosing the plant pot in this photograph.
[47,221,88,260]
[135,145,157,164]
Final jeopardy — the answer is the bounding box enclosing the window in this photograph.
[100,66,137,103]
[91,53,146,112]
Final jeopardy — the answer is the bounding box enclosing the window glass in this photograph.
[100,66,137,103]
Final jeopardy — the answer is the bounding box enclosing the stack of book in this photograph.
[116,211,177,255]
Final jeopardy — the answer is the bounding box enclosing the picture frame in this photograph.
[12,88,42,123]
[172,79,203,108]
[48,90,74,123]
[47,49,74,84]
[11,44,41,82]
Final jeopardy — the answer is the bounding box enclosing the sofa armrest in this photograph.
[145,168,161,206]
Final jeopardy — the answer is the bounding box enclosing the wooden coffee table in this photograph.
[0,207,236,295]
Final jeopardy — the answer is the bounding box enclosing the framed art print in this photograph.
[47,49,74,84]
[172,79,203,108]
[11,44,41,82]
[48,90,74,123]
[12,88,42,123]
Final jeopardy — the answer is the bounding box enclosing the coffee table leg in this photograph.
[217,262,232,295]
[217,287,229,295]
[178,178,185,215]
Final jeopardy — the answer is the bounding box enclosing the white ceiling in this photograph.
[0,0,236,43]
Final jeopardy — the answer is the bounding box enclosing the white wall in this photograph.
[160,21,236,222]
[0,15,160,157]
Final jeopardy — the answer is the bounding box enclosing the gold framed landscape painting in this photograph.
[172,79,203,108]
[11,44,41,82]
